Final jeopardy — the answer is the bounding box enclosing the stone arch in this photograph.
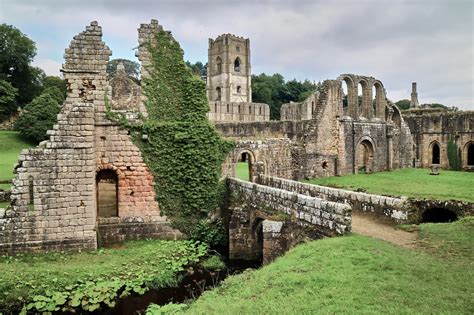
[373,80,386,120]
[356,137,375,173]
[463,141,474,166]
[357,78,371,119]
[429,141,441,165]
[422,208,458,223]
[392,105,402,128]
[234,57,241,72]
[340,76,357,118]
[216,57,222,74]
[96,164,125,218]
[235,149,261,182]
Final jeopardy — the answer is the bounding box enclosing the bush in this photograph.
[14,87,64,142]
[0,79,18,121]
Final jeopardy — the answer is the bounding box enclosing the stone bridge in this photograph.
[226,178,351,264]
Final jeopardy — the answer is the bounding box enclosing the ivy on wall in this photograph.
[447,136,461,171]
[109,29,233,238]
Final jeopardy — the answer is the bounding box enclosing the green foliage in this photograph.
[0,79,18,121]
[42,76,67,98]
[447,136,462,171]
[107,58,140,81]
[201,255,226,270]
[304,168,474,203]
[146,302,188,314]
[185,229,473,314]
[185,60,207,78]
[0,131,35,190]
[0,240,207,313]
[14,87,64,142]
[190,219,227,247]
[395,99,411,110]
[252,73,319,120]
[0,24,43,107]
[111,29,234,236]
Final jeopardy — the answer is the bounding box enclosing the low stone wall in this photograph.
[227,178,351,262]
[257,174,410,222]
[0,190,11,203]
[97,217,182,246]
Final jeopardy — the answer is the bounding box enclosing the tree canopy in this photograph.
[106,58,140,81]
[0,79,18,121]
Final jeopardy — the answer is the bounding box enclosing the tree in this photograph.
[42,76,67,99]
[186,61,207,78]
[395,99,411,110]
[14,87,64,142]
[106,59,140,81]
[0,79,18,121]
[0,24,43,107]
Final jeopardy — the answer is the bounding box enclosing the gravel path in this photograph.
[351,212,417,248]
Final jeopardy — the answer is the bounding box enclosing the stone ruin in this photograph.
[0,20,181,253]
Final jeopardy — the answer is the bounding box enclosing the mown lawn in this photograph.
[304,168,474,202]
[184,218,473,314]
[0,131,35,191]
[235,162,250,181]
[0,240,206,313]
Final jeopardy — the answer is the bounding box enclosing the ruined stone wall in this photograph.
[257,175,411,223]
[403,110,474,169]
[207,101,269,122]
[280,93,318,121]
[227,178,351,261]
[222,139,294,180]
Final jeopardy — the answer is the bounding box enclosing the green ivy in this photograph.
[108,28,233,235]
[447,135,461,171]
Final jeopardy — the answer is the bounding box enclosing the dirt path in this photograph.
[351,212,417,248]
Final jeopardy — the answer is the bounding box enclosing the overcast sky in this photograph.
[1,0,473,109]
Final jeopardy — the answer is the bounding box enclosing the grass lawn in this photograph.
[235,162,250,181]
[184,218,473,314]
[304,168,474,203]
[0,240,206,313]
[0,131,35,190]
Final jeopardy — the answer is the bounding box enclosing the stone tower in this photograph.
[207,34,252,103]
[410,82,419,108]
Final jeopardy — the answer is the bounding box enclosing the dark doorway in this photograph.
[252,218,264,264]
[432,143,440,164]
[97,169,118,218]
[468,144,474,166]
[422,208,458,223]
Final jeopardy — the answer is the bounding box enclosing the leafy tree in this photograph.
[106,58,140,81]
[0,79,18,121]
[0,24,43,108]
[185,61,207,78]
[42,76,67,99]
[252,73,319,120]
[395,99,411,110]
[14,87,64,142]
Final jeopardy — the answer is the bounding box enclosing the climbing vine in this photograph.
[108,29,233,237]
[447,135,461,171]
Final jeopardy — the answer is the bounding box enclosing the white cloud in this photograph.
[32,59,62,77]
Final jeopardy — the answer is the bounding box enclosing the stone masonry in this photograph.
[0,21,181,253]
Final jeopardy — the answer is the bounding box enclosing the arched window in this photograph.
[238,105,241,114]
[216,57,222,74]
[96,169,118,218]
[237,86,242,94]
[259,107,262,115]
[216,87,221,101]
[234,58,241,72]
[249,106,252,114]
[467,143,474,165]
[432,143,440,164]
[226,103,230,113]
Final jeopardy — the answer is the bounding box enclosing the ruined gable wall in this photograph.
[280,93,318,121]
[0,22,109,253]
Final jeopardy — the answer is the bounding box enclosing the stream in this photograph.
[91,259,260,314]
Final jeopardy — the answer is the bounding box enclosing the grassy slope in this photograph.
[235,162,250,181]
[185,219,473,314]
[0,240,202,312]
[304,168,474,202]
[0,131,35,190]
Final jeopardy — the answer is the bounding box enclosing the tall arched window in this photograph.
[216,57,222,74]
[237,86,242,94]
[216,87,221,101]
[432,143,440,164]
[234,58,241,72]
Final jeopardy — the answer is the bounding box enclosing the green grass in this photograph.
[184,219,473,314]
[304,168,474,202]
[235,162,250,181]
[0,131,35,189]
[0,239,206,313]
